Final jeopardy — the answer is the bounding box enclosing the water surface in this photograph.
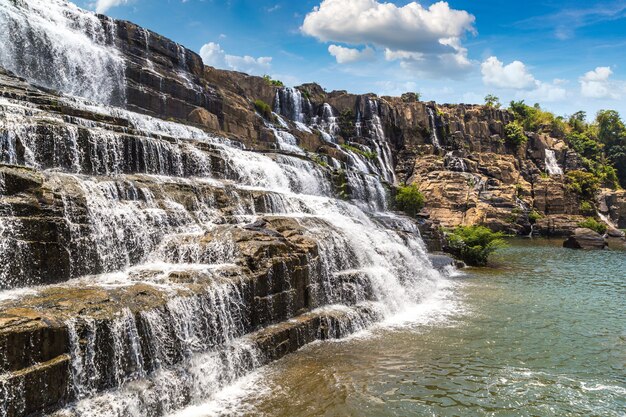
[177,239,626,417]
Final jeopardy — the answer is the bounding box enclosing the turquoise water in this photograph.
[192,239,626,417]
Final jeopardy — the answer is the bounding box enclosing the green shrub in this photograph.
[509,100,560,134]
[262,75,284,87]
[446,226,507,266]
[578,217,607,234]
[340,143,377,160]
[254,99,273,120]
[565,170,600,200]
[528,210,542,223]
[395,184,425,217]
[504,121,527,148]
[579,201,595,216]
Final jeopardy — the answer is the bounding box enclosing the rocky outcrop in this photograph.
[598,190,626,229]
[563,228,608,250]
[112,20,222,124]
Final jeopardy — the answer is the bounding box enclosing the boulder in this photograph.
[606,226,625,239]
[187,107,220,130]
[563,228,608,250]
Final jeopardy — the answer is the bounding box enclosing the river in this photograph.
[174,238,626,417]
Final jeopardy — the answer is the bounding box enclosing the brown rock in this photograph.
[563,228,608,250]
[187,107,220,130]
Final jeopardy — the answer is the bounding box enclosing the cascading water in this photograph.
[0,2,450,416]
[312,103,339,143]
[274,87,309,126]
[364,99,396,184]
[0,0,126,105]
[445,151,467,172]
[544,149,563,175]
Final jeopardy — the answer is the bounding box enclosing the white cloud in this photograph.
[95,0,129,13]
[199,42,272,75]
[481,56,536,90]
[519,81,568,103]
[481,56,568,103]
[302,0,476,78]
[328,45,375,64]
[579,66,620,99]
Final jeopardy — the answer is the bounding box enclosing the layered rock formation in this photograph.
[0,0,624,416]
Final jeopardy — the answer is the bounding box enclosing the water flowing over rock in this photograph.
[1,1,625,415]
[0,2,448,415]
[544,149,563,176]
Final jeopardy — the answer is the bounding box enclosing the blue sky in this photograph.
[79,0,626,118]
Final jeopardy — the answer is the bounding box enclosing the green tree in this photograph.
[262,75,284,87]
[596,110,626,187]
[484,94,501,109]
[566,170,600,200]
[447,226,507,266]
[504,121,527,148]
[568,111,587,133]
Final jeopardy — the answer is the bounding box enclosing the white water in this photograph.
[445,151,467,172]
[427,107,441,149]
[544,149,563,175]
[0,0,126,105]
[0,2,449,415]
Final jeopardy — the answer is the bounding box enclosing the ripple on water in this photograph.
[187,239,626,417]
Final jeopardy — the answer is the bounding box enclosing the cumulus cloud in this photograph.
[301,0,476,78]
[95,0,129,13]
[579,67,620,99]
[481,56,568,103]
[481,56,537,90]
[328,45,375,64]
[199,42,272,75]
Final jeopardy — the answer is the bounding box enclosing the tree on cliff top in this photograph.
[484,94,501,109]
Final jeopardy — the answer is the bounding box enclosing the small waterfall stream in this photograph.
[427,107,441,149]
[544,149,563,175]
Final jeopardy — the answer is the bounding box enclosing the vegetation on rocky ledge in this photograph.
[446,226,507,266]
[254,99,273,120]
[263,74,284,87]
[507,100,624,189]
[340,143,377,160]
[578,217,608,235]
[504,121,527,148]
[484,94,501,109]
[395,184,425,217]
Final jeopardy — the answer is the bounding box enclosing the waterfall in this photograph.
[545,149,563,175]
[312,103,339,143]
[274,87,309,124]
[0,0,126,106]
[427,107,441,149]
[0,2,449,415]
[445,151,467,172]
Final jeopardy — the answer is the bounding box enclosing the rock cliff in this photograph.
[0,1,624,416]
